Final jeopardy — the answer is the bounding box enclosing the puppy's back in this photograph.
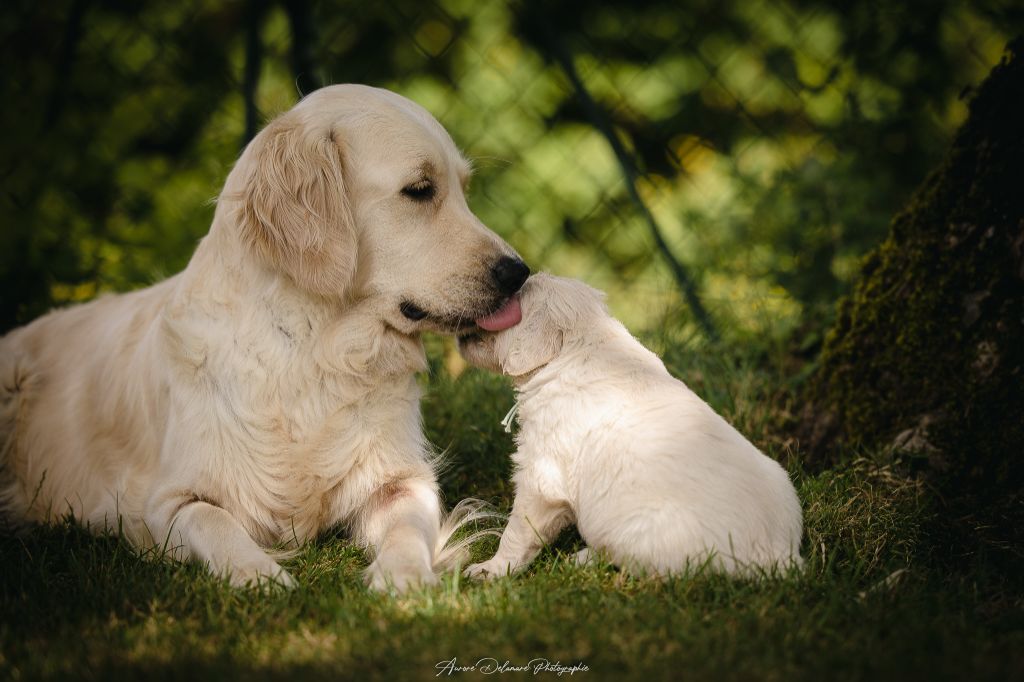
[565,328,802,575]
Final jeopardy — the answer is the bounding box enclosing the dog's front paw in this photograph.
[364,558,439,593]
[225,558,295,589]
[574,547,594,566]
[464,558,514,580]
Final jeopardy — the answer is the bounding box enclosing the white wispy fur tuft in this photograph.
[433,498,505,572]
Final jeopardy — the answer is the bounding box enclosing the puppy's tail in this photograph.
[432,498,504,573]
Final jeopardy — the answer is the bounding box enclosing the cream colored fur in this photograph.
[458,274,804,578]
[0,85,519,590]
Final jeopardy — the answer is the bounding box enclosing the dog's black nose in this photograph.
[491,257,530,296]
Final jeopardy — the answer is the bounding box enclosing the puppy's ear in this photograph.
[499,328,563,377]
[238,115,357,299]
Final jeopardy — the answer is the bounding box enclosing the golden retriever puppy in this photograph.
[458,274,803,578]
[0,85,529,590]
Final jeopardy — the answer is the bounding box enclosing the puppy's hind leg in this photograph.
[465,490,571,580]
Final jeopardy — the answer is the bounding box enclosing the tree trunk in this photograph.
[800,38,1024,528]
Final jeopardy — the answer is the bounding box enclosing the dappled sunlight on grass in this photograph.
[3,1,1022,678]
[0,396,1016,679]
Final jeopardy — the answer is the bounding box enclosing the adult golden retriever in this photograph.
[0,85,528,590]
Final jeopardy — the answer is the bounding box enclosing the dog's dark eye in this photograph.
[401,180,435,202]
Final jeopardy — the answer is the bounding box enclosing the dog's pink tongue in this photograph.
[476,296,522,332]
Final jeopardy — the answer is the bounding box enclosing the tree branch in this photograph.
[43,0,90,133]
[539,28,719,342]
[282,0,322,96]
[242,0,269,147]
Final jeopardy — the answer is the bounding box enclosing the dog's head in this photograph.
[228,84,528,335]
[458,273,608,377]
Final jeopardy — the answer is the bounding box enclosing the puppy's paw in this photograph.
[364,558,439,593]
[464,558,514,580]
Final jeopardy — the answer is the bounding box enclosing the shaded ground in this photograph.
[2,354,1021,681]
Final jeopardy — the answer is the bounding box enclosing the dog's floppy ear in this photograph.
[238,115,357,299]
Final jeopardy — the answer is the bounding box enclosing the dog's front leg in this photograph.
[354,478,442,592]
[147,492,294,588]
[465,489,570,580]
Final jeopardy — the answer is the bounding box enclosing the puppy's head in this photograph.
[458,273,607,378]
[230,84,528,334]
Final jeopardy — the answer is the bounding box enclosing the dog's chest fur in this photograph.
[162,287,427,544]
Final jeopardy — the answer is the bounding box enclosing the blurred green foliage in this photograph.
[1,0,1019,341]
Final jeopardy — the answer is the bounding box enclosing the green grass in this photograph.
[2,341,1022,681]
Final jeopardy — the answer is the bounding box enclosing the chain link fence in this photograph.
[1,0,1016,339]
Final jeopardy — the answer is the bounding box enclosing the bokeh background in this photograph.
[3,0,1020,348]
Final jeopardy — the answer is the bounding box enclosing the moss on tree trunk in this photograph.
[801,39,1024,527]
